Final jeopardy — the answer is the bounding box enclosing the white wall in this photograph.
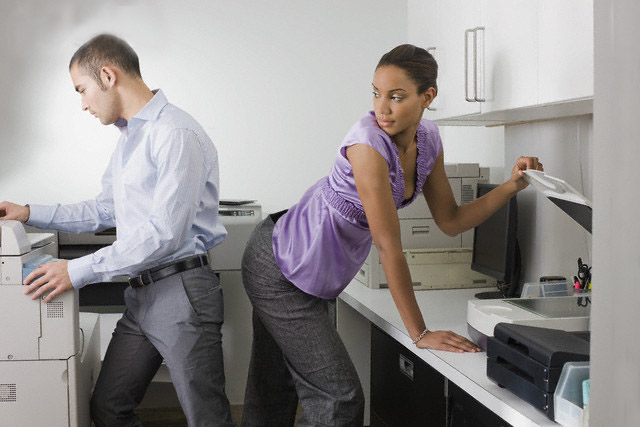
[504,116,593,284]
[0,0,408,215]
[591,0,640,423]
[439,125,505,183]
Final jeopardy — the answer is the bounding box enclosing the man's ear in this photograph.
[100,66,117,89]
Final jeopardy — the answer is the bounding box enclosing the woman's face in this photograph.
[372,65,433,138]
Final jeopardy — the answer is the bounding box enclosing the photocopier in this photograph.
[355,163,498,290]
[0,220,100,426]
[478,170,594,420]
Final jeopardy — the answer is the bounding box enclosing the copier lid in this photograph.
[0,220,31,255]
[522,170,592,233]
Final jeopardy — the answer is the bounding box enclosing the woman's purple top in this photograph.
[272,111,443,299]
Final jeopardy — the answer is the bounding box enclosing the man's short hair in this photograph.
[70,34,141,87]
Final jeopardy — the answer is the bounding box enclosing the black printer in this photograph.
[486,323,590,420]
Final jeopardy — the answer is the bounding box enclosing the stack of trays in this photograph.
[486,323,590,419]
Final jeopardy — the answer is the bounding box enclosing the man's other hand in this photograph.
[23,260,73,303]
[0,201,30,222]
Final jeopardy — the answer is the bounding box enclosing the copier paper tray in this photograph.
[486,323,589,419]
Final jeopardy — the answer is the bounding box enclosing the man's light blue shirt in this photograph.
[27,90,226,288]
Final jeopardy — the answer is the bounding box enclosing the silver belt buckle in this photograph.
[138,270,153,286]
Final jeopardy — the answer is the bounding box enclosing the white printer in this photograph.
[209,201,262,271]
[356,163,498,290]
[0,220,99,427]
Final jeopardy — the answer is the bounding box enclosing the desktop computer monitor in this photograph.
[471,183,521,299]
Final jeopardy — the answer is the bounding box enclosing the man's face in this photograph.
[70,64,120,125]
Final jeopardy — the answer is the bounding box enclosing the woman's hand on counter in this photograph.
[417,330,482,353]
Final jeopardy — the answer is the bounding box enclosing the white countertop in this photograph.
[339,281,558,427]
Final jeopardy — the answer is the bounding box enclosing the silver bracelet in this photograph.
[412,328,429,345]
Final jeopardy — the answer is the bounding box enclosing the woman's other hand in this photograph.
[416,330,482,353]
[509,156,544,191]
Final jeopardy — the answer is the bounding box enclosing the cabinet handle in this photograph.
[426,47,437,111]
[464,29,476,102]
[399,353,414,381]
[474,27,485,102]
[412,226,430,236]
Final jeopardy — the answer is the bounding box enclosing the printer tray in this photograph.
[487,337,563,392]
[492,323,590,368]
[487,357,554,420]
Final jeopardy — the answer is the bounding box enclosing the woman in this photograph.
[241,44,543,426]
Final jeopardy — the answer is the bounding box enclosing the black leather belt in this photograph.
[128,254,209,288]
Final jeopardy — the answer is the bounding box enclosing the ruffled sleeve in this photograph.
[339,128,396,168]
[339,113,396,168]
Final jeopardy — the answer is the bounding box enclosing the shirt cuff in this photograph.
[67,256,96,289]
[24,204,57,229]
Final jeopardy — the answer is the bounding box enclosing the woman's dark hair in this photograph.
[376,44,438,95]
[69,34,141,88]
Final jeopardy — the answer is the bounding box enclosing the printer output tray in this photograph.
[492,323,590,368]
[487,357,555,420]
[487,338,563,392]
[486,323,590,420]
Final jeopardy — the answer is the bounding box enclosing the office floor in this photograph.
[138,405,302,426]
[137,382,303,425]
[137,407,189,426]
[138,406,242,426]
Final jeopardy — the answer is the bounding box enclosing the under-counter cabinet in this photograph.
[371,326,512,427]
[371,325,446,426]
[408,0,593,124]
[447,381,512,427]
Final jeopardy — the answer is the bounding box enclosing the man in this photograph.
[0,34,235,426]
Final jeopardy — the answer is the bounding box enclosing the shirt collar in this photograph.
[136,89,167,121]
[114,89,168,131]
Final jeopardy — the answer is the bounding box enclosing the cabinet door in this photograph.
[408,0,442,116]
[371,326,446,426]
[448,380,512,427]
[430,0,482,120]
[538,0,594,104]
[480,0,538,112]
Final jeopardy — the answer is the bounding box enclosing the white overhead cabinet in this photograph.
[480,0,538,112]
[408,0,593,125]
[407,0,442,113]
[538,0,594,104]
[428,0,482,119]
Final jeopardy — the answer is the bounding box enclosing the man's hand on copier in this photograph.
[0,201,30,222]
[23,260,73,303]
